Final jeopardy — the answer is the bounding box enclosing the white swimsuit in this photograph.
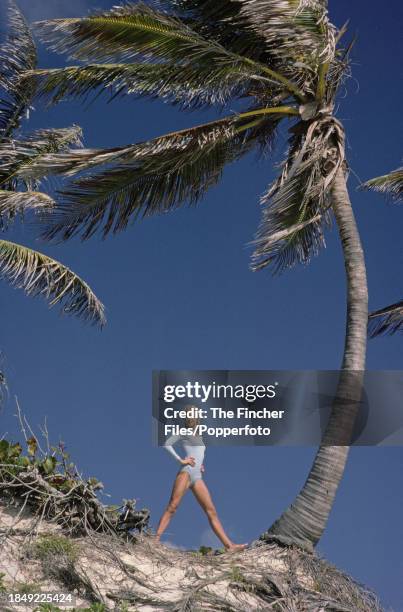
[164,434,205,486]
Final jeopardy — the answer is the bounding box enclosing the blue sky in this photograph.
[1,0,403,609]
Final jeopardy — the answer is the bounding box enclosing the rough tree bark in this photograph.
[261,165,369,551]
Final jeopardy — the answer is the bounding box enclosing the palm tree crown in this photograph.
[30,0,350,275]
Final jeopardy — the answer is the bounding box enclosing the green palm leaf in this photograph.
[164,0,271,61]
[0,239,105,325]
[236,0,337,100]
[368,301,403,337]
[22,107,296,181]
[0,2,105,328]
[237,0,335,64]
[34,2,304,101]
[251,115,345,272]
[364,165,403,337]
[28,60,257,109]
[0,1,37,136]
[171,0,338,101]
[0,190,54,228]
[34,1,257,64]
[41,112,284,241]
[0,126,82,190]
[363,167,403,202]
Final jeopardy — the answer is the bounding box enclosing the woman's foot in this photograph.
[225,543,248,552]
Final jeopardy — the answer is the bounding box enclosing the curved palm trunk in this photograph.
[260,166,368,551]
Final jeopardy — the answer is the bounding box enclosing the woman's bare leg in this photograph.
[191,480,247,551]
[156,472,190,540]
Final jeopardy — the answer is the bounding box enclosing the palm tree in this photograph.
[364,167,403,337]
[0,1,105,327]
[28,0,368,550]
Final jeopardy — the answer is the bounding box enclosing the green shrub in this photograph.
[0,572,6,593]
[229,566,244,583]
[30,535,78,564]
[29,534,82,594]
[14,581,42,595]
[34,602,108,612]
[198,545,213,555]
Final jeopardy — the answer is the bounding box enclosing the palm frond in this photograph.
[251,115,345,272]
[18,107,296,181]
[0,239,105,326]
[167,0,271,61]
[27,60,257,110]
[16,117,244,181]
[237,0,336,64]
[41,113,282,241]
[34,2,304,101]
[368,301,403,337]
[0,126,82,189]
[0,1,37,137]
[237,0,340,100]
[362,167,403,203]
[34,2,250,64]
[0,190,54,228]
[169,0,336,87]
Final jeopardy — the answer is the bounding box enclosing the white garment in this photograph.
[164,434,205,486]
